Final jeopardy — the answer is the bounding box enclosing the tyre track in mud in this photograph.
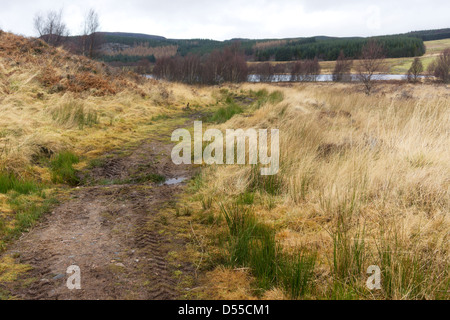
[1,130,198,300]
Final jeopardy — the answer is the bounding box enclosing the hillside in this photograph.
[85,28,450,68]
[0,31,212,245]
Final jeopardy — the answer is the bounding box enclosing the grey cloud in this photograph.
[0,0,448,40]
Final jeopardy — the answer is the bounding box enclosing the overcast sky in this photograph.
[0,0,449,40]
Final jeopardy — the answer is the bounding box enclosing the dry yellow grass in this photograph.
[0,32,216,235]
[0,256,31,283]
[0,32,215,180]
[194,82,449,299]
[201,267,258,300]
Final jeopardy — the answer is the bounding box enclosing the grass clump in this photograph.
[7,196,57,235]
[219,203,317,298]
[50,151,80,185]
[1,194,58,252]
[249,165,283,196]
[279,251,317,299]
[249,89,284,109]
[374,227,448,300]
[210,96,243,123]
[151,114,170,121]
[236,192,255,205]
[201,195,213,210]
[330,214,367,283]
[51,100,98,129]
[0,173,40,195]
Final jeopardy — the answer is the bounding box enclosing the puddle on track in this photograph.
[163,177,187,185]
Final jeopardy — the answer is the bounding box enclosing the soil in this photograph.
[1,128,200,300]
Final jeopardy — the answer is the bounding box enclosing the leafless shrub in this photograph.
[428,48,450,83]
[356,41,387,95]
[407,58,423,83]
[290,57,320,82]
[333,51,353,82]
[34,9,68,46]
[255,62,275,82]
[153,44,248,84]
[82,9,100,58]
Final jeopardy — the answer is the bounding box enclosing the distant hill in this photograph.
[60,28,449,68]
[99,32,167,41]
[405,28,450,41]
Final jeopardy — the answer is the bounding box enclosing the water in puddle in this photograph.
[163,177,187,185]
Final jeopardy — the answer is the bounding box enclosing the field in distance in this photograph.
[248,38,450,75]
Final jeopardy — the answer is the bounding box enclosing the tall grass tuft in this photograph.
[51,100,98,129]
[250,89,284,109]
[279,251,317,299]
[50,151,80,185]
[0,172,40,195]
[210,96,243,123]
[249,165,283,195]
[331,215,367,283]
[375,227,448,300]
[219,203,317,298]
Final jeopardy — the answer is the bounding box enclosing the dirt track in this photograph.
[2,133,198,300]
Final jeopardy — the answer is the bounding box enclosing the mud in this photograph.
[1,132,198,300]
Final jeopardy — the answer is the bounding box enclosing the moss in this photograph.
[0,256,31,283]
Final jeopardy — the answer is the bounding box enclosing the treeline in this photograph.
[254,36,425,61]
[99,54,156,64]
[90,30,450,67]
[406,28,450,41]
[153,44,248,84]
[100,33,425,63]
[248,59,321,82]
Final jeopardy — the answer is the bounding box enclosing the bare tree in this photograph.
[82,9,100,58]
[255,62,275,82]
[333,50,353,82]
[407,57,423,83]
[34,9,68,46]
[290,57,320,82]
[356,40,386,95]
[428,48,450,83]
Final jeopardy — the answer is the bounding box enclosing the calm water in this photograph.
[247,74,418,82]
[163,177,187,185]
[147,74,428,82]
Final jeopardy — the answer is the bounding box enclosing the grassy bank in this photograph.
[0,32,218,254]
[183,82,449,300]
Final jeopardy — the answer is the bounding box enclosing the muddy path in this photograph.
[1,124,201,300]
